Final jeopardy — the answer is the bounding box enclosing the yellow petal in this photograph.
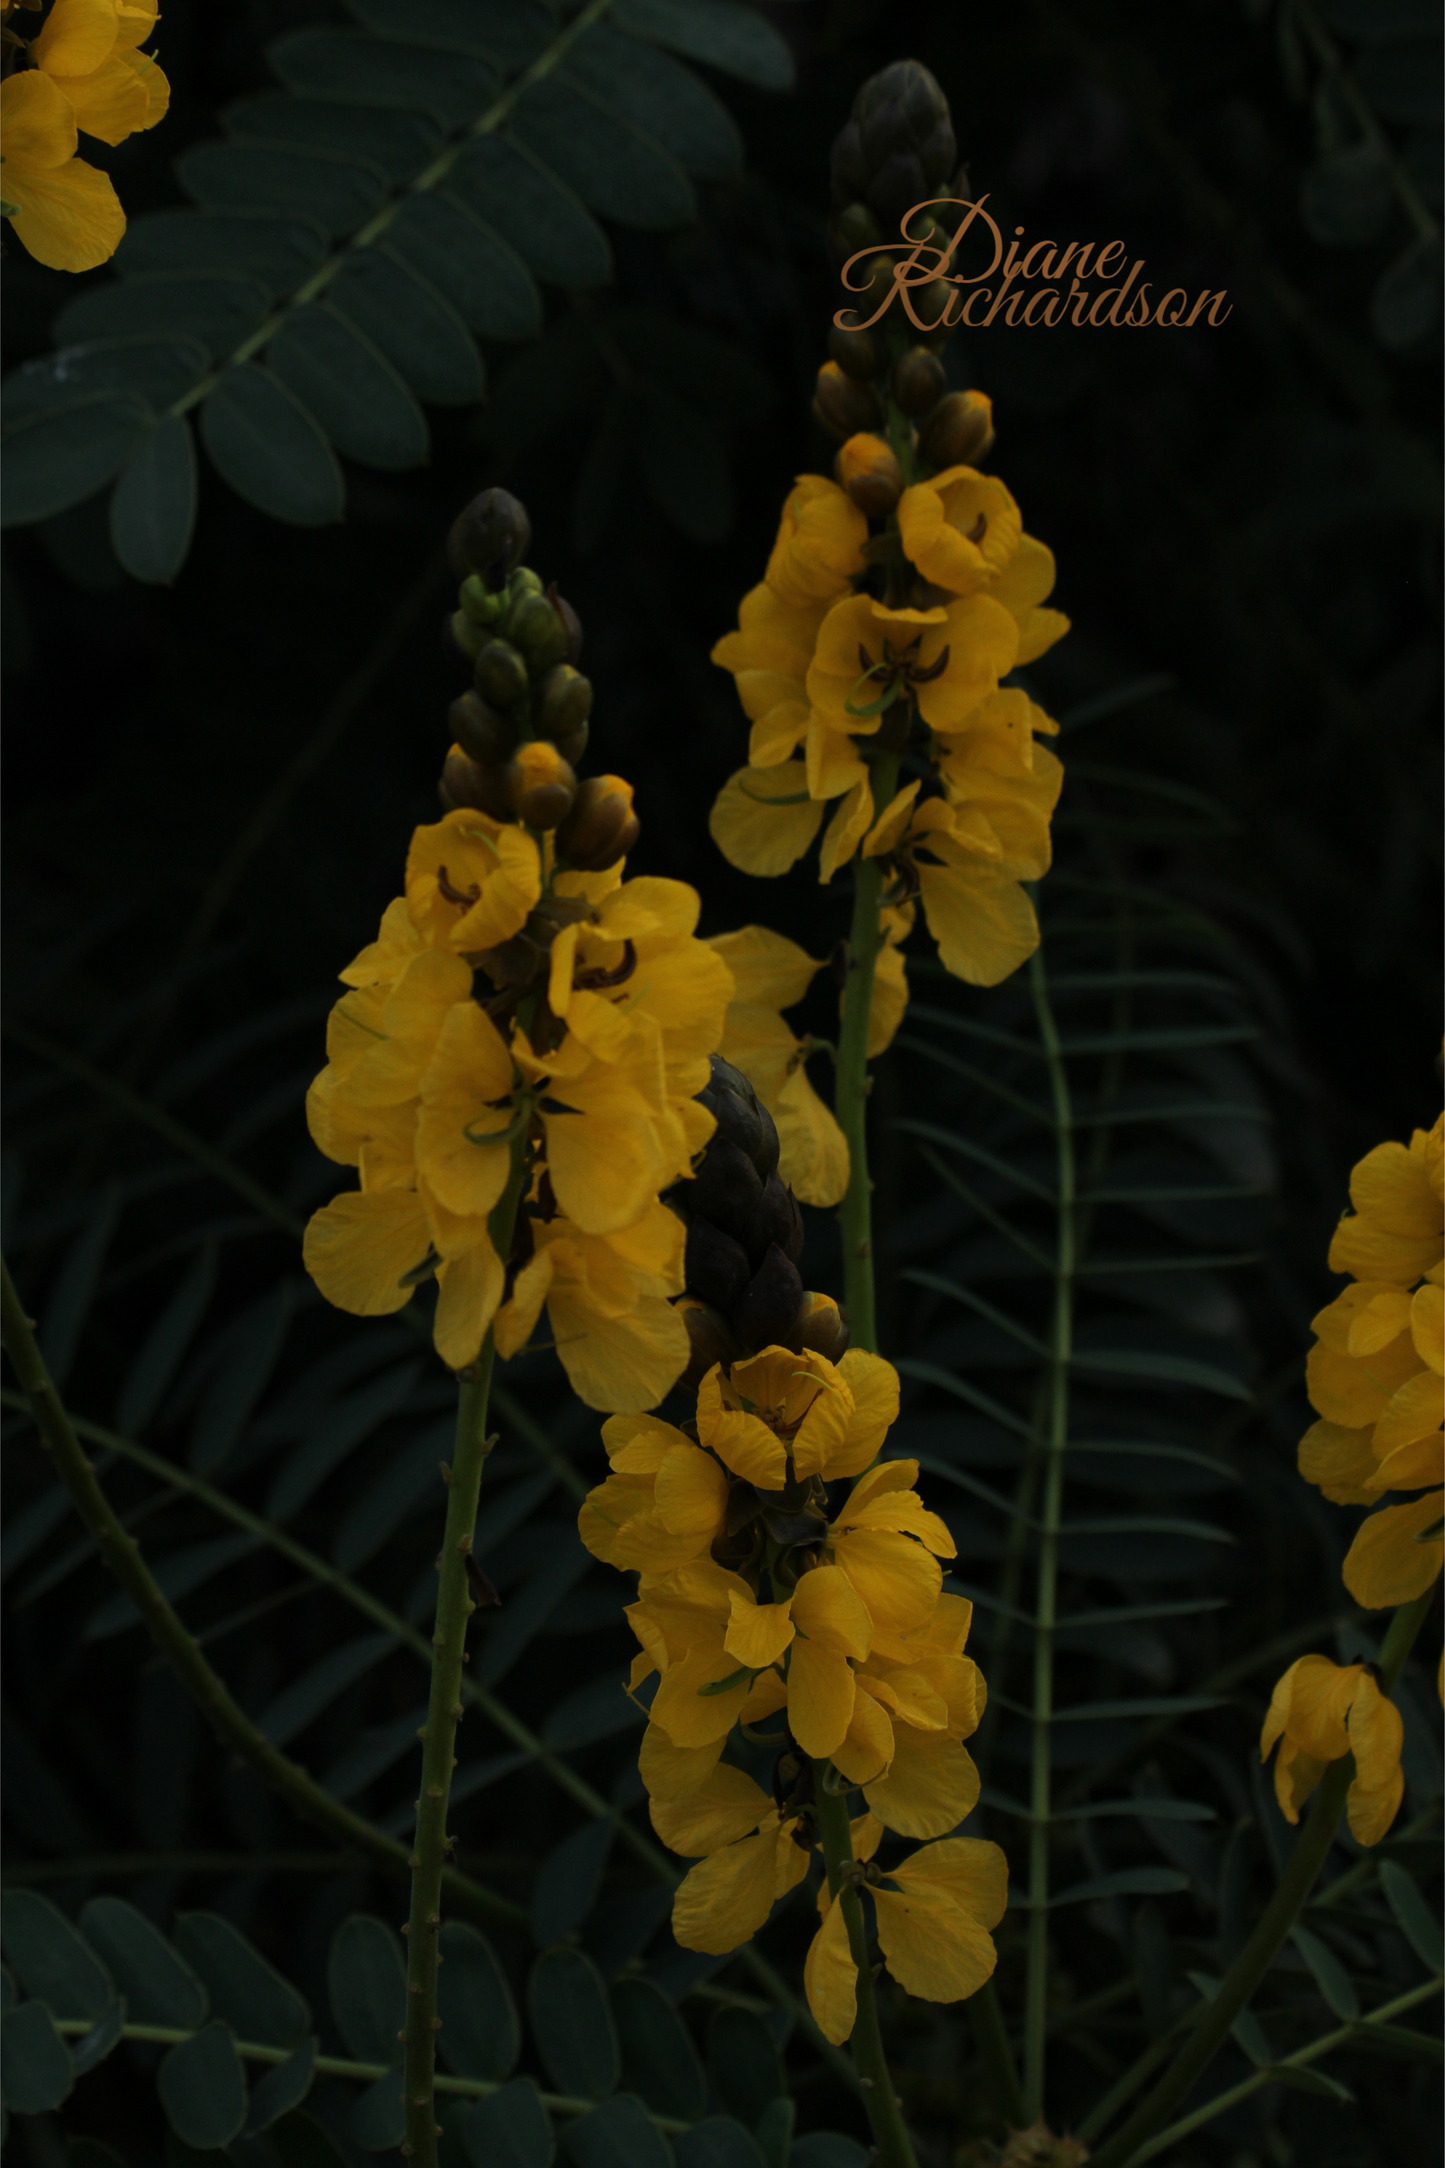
[4,121,125,270]
[32,0,120,79]
[786,1639,857,1758]
[803,1887,857,2044]
[1366,1430,1443,1492]
[863,782,922,859]
[651,1645,754,1749]
[548,1278,690,1416]
[1344,1674,1404,1847]
[303,1189,428,1316]
[1270,1654,1358,1764]
[818,778,874,885]
[433,1240,504,1370]
[725,1591,795,1669]
[823,1351,901,1479]
[895,468,1022,597]
[832,1679,895,1785]
[1342,1490,1444,1609]
[709,925,821,1010]
[602,1413,692,1473]
[671,1817,794,1954]
[1413,1282,1445,1375]
[916,857,1039,988]
[1297,1418,1381,1504]
[655,1444,731,1542]
[891,1834,1009,1929]
[864,1725,979,1838]
[493,1249,553,1359]
[764,476,868,609]
[1372,1367,1443,1455]
[415,1001,517,1221]
[639,1722,724,1801]
[791,1563,873,1658]
[650,1763,773,1857]
[872,1886,998,2004]
[54,49,154,146]
[832,1526,942,1636]
[696,1368,789,1488]
[773,1062,849,1209]
[709,764,824,877]
[1306,1336,1420,1428]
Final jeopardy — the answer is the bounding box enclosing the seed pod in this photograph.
[813,361,885,442]
[677,1298,743,1392]
[535,665,593,746]
[474,638,530,712]
[554,775,639,871]
[893,346,947,417]
[919,387,995,469]
[730,1245,805,1355]
[505,740,577,831]
[836,432,903,520]
[697,1055,780,1181]
[449,692,516,768]
[685,1218,752,1314]
[440,747,511,821]
[827,323,883,380]
[459,574,505,627]
[447,488,532,587]
[788,1291,851,1364]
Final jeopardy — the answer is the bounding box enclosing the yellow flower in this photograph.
[897,464,1069,663]
[1328,1120,1443,1284]
[1261,1655,1405,1846]
[804,591,1019,791]
[496,1205,691,1412]
[763,475,868,611]
[706,927,849,1207]
[1,69,124,270]
[863,791,1041,988]
[31,0,169,148]
[710,582,832,772]
[404,807,543,956]
[806,1835,1008,2045]
[696,1344,898,1487]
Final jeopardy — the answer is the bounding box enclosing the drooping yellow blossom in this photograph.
[860,787,1047,988]
[806,1834,1008,2045]
[303,814,733,1410]
[1297,1111,1443,1608]
[1260,1655,1405,1847]
[30,0,169,147]
[0,68,124,270]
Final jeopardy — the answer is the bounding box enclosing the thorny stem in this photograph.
[0,1260,523,1933]
[402,1144,528,2165]
[1088,1586,1436,2168]
[1023,941,1076,2124]
[812,1766,920,2168]
[834,751,899,1354]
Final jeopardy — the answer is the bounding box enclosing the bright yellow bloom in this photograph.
[897,465,1070,664]
[1261,1655,1405,1846]
[863,790,1042,988]
[806,1835,1008,2044]
[1328,1121,1444,1284]
[404,808,542,956]
[763,475,868,611]
[1,69,124,270]
[495,1205,691,1413]
[710,582,831,772]
[31,0,169,147]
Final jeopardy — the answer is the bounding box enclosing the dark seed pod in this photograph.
[474,639,530,711]
[696,1056,779,1181]
[677,1299,744,1392]
[447,488,532,587]
[750,1173,803,1271]
[554,775,638,871]
[920,388,995,469]
[535,665,593,745]
[439,748,511,821]
[685,1218,752,1314]
[893,346,947,417]
[509,591,569,675]
[688,1137,764,1249]
[827,323,883,380]
[814,361,885,442]
[449,691,516,768]
[730,1245,805,1355]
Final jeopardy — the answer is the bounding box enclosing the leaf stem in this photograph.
[1023,942,1076,2123]
[835,753,899,1353]
[1087,1586,1436,2167]
[812,1764,920,2168]
[0,1257,521,1934]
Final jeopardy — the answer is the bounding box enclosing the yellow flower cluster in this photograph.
[580,1343,1008,2041]
[303,807,734,1412]
[709,458,1067,999]
[1260,1106,1443,1839]
[2,0,168,271]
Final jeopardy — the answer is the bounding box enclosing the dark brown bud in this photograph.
[447,488,532,587]
[449,691,516,767]
[697,1055,779,1180]
[474,639,530,711]
[836,433,903,520]
[827,323,883,380]
[730,1245,805,1356]
[508,590,570,675]
[688,1137,764,1249]
[750,1173,804,1269]
[440,748,511,821]
[554,775,639,872]
[919,387,995,469]
[685,1219,752,1314]
[535,665,593,748]
[893,346,947,417]
[505,741,577,831]
[813,360,885,443]
[677,1299,743,1392]
[787,1291,851,1364]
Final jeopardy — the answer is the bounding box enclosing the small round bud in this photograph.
[554,775,639,871]
[908,275,954,344]
[836,433,903,520]
[448,609,486,662]
[535,665,594,748]
[447,489,532,587]
[676,1298,743,1392]
[550,587,583,665]
[505,741,577,831]
[788,1291,851,1364]
[440,747,511,821]
[697,1056,779,1180]
[449,691,516,768]
[459,574,506,627]
[919,388,995,470]
[509,591,569,675]
[509,566,545,603]
[893,346,947,418]
[813,361,884,443]
[473,638,530,711]
[829,201,884,264]
[827,323,883,380]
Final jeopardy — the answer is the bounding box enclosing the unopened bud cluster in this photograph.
[439,489,637,868]
[671,1056,850,1386]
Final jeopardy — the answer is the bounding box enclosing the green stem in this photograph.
[1023,943,1076,2123]
[403,1144,528,2167]
[1088,1586,1436,2168]
[965,1980,1027,2131]
[0,1259,519,1935]
[835,752,900,1353]
[812,1766,920,2168]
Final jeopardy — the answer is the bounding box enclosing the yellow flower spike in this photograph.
[404,808,542,954]
[1342,1489,1445,1609]
[895,466,1024,597]
[785,1565,873,1757]
[709,762,826,878]
[1,70,125,271]
[1260,1655,1406,1845]
[764,475,869,610]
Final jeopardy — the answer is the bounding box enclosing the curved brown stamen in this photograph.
[967,511,987,542]
[910,644,951,685]
[437,864,481,906]
[573,939,637,993]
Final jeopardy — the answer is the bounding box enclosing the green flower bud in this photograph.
[535,665,594,746]
[509,591,570,675]
[509,566,545,602]
[449,691,516,767]
[459,574,506,626]
[473,638,530,711]
[447,489,532,587]
[449,609,486,661]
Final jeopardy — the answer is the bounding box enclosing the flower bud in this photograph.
[685,1218,752,1314]
[834,59,957,233]
[535,665,594,750]
[554,775,639,871]
[830,201,885,260]
[908,275,954,342]
[509,566,545,603]
[440,747,512,821]
[813,361,884,443]
[449,691,516,767]
[731,1245,805,1356]
[788,1291,851,1364]
[509,590,570,675]
[827,323,883,380]
[893,346,946,418]
[473,638,530,712]
[836,432,903,520]
[448,609,487,663]
[920,388,995,469]
[750,1172,804,1269]
[447,488,532,587]
[459,574,506,627]
[505,740,577,831]
[677,1298,743,1392]
[687,1136,764,1249]
[697,1055,780,1180]
[549,585,583,665]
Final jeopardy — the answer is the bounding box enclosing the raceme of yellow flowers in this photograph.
[1260,1108,1443,1842]
[579,1343,1009,2043]
[1,0,168,271]
[709,451,1069,1014]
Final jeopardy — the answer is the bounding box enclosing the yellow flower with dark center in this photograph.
[1261,1655,1405,1846]
[1,68,124,269]
[405,808,543,956]
[805,1834,1008,2045]
[30,0,169,147]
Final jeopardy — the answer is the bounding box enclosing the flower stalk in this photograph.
[812,1766,920,2168]
[835,749,900,1353]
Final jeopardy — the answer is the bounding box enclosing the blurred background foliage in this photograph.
[2,1,1441,2164]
